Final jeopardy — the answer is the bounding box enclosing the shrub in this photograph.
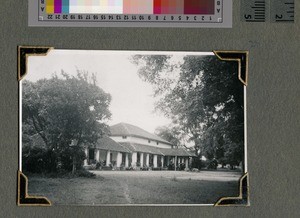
[191,158,203,170]
[140,166,149,171]
[207,159,218,169]
[95,161,102,169]
[90,164,97,170]
[178,163,185,171]
[111,161,116,167]
[167,163,175,170]
[60,147,86,172]
[22,143,86,174]
[47,172,60,178]
[22,145,47,174]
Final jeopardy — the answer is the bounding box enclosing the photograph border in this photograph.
[17,46,249,207]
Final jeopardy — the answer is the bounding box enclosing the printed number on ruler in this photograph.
[242,0,266,22]
[271,0,294,22]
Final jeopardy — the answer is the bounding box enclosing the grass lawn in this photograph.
[27,170,242,205]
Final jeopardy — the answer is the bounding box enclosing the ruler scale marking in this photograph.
[242,0,295,23]
[241,0,266,22]
[271,0,295,23]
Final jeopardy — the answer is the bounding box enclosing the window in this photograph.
[122,136,127,139]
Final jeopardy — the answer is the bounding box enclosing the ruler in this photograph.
[271,0,295,22]
[242,0,295,23]
[241,0,267,22]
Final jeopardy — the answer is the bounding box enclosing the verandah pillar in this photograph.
[185,158,189,169]
[153,155,158,168]
[146,153,150,167]
[96,149,100,162]
[116,152,122,167]
[125,153,129,167]
[140,153,144,167]
[84,147,88,166]
[106,150,111,166]
[132,152,137,167]
[161,156,164,168]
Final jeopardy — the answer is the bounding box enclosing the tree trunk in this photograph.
[72,155,76,174]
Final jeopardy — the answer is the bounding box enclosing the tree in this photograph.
[132,54,244,169]
[22,71,112,173]
[155,125,183,148]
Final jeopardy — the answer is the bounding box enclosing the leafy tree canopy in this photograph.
[22,71,112,173]
[155,125,184,148]
[132,55,244,168]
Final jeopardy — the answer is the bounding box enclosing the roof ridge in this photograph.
[110,122,172,145]
[120,122,131,135]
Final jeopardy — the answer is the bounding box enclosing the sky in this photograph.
[26,50,212,133]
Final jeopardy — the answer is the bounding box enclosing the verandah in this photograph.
[84,148,191,170]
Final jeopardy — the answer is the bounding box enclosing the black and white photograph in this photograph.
[20,49,247,205]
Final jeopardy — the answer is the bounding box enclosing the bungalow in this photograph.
[84,122,196,170]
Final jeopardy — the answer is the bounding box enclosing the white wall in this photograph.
[110,136,131,143]
[111,136,172,149]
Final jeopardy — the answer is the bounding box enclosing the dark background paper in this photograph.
[0,0,299,217]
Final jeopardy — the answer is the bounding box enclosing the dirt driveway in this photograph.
[28,170,242,205]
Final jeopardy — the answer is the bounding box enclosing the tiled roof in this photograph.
[160,147,197,157]
[118,142,165,155]
[28,134,130,153]
[119,142,196,157]
[110,123,172,145]
[26,126,195,157]
[95,136,131,153]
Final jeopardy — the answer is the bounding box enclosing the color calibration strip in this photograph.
[44,0,215,15]
[31,0,232,27]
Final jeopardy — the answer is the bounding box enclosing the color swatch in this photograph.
[124,0,153,14]
[45,0,215,15]
[184,0,214,14]
[154,0,184,14]
[46,0,54,14]
[69,0,123,14]
[54,0,62,13]
[62,0,70,13]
